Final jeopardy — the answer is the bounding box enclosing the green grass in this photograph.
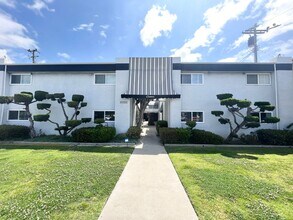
[0,145,133,220]
[166,146,293,220]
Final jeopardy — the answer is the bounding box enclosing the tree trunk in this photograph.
[225,121,246,142]
[136,99,149,128]
[25,104,36,138]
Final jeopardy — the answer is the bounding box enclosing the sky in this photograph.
[0,0,292,64]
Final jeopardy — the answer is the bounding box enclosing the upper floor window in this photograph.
[10,74,31,85]
[247,73,271,85]
[8,110,29,120]
[251,112,272,123]
[94,73,115,84]
[181,73,203,85]
[181,111,204,123]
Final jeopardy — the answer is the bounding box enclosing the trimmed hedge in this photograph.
[71,126,116,143]
[159,127,223,144]
[190,129,224,144]
[126,126,142,139]
[256,129,289,145]
[286,130,293,145]
[156,120,168,135]
[0,125,30,140]
[159,127,190,144]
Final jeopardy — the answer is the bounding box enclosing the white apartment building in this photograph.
[0,57,292,137]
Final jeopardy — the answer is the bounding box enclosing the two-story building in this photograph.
[0,57,292,137]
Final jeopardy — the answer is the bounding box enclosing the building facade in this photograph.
[0,57,292,137]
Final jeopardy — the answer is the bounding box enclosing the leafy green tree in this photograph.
[0,91,48,138]
[211,93,280,142]
[33,93,91,136]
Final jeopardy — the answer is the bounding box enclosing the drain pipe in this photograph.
[1,64,7,124]
[274,63,279,129]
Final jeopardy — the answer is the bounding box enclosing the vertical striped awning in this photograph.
[121,57,180,98]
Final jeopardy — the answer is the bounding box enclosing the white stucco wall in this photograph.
[2,71,116,135]
[276,68,293,129]
[180,71,277,137]
[115,69,132,134]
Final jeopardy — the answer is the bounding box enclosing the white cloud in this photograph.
[0,49,13,63]
[0,12,38,49]
[100,25,109,29]
[73,23,94,32]
[100,30,107,38]
[171,0,254,61]
[25,0,55,15]
[140,5,177,47]
[170,47,202,62]
[258,0,293,42]
[218,57,238,62]
[57,52,70,59]
[0,0,15,8]
[231,35,248,50]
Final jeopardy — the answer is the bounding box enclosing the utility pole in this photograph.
[242,23,281,63]
[27,49,39,63]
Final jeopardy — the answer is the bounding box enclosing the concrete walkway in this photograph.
[99,125,198,220]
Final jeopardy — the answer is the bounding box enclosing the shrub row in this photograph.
[71,126,116,143]
[159,127,224,144]
[256,129,293,145]
[0,125,30,140]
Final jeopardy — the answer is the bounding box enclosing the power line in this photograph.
[242,23,281,62]
[27,49,39,63]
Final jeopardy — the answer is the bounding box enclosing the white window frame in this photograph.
[181,73,204,85]
[93,110,115,122]
[94,73,116,85]
[181,111,204,123]
[258,111,273,123]
[7,109,29,121]
[246,73,271,85]
[10,73,32,85]
[251,111,273,123]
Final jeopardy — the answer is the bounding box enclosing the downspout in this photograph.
[1,64,7,124]
[274,63,279,129]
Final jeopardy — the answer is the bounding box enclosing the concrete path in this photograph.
[99,125,198,220]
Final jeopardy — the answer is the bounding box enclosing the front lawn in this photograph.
[166,146,293,220]
[0,145,133,220]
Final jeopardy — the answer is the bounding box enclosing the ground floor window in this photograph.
[8,110,29,120]
[181,111,204,123]
[94,111,115,122]
[252,112,272,123]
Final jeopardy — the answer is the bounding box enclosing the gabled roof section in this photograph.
[121,57,180,99]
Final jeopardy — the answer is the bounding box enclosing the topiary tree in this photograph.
[0,90,48,138]
[211,93,280,142]
[33,93,91,136]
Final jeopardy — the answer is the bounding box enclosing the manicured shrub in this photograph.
[34,114,50,122]
[239,133,259,145]
[65,120,82,128]
[156,120,168,135]
[37,103,51,110]
[34,90,48,101]
[71,126,116,142]
[67,101,79,108]
[126,126,142,139]
[190,129,224,144]
[285,130,293,145]
[14,93,33,103]
[186,121,196,129]
[72,94,84,102]
[159,127,190,144]
[0,125,30,140]
[256,129,287,145]
[175,128,190,143]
